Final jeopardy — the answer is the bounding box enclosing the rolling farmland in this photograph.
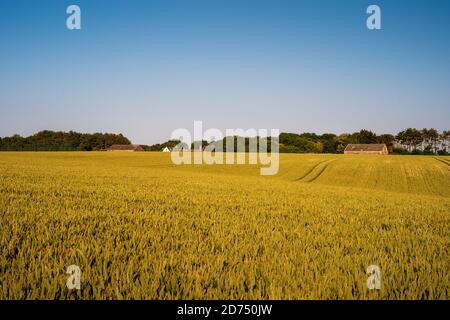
[0,152,449,299]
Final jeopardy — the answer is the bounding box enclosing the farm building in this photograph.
[162,147,171,152]
[107,144,144,152]
[344,144,388,155]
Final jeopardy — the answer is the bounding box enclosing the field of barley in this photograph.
[0,152,449,299]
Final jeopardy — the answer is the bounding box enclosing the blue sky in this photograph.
[0,0,449,144]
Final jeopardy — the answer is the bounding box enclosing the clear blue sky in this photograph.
[0,0,449,144]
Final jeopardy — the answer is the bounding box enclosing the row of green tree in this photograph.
[278,130,397,154]
[0,130,131,151]
[141,140,181,151]
[395,128,450,154]
[146,130,394,154]
[2,128,449,154]
[275,128,449,154]
[146,128,449,155]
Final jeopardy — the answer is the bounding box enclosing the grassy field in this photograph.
[0,152,449,299]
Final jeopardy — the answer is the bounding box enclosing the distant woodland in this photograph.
[145,128,450,155]
[1,128,449,155]
[0,130,130,151]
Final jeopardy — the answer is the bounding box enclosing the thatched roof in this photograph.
[344,144,387,152]
[107,144,143,151]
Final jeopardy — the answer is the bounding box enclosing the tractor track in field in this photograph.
[433,157,450,167]
[293,160,329,181]
[295,159,337,182]
[304,159,337,182]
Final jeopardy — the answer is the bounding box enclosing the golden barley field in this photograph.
[0,152,449,299]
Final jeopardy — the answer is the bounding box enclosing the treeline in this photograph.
[279,130,396,153]
[277,128,449,154]
[148,128,449,155]
[141,140,181,151]
[147,130,394,154]
[200,136,275,152]
[395,128,450,155]
[2,128,449,154]
[0,130,131,151]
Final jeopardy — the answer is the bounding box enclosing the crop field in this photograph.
[0,152,449,299]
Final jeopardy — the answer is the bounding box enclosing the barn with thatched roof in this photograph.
[107,144,144,152]
[344,144,388,155]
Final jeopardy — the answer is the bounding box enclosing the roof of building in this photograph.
[107,144,143,151]
[344,144,387,152]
